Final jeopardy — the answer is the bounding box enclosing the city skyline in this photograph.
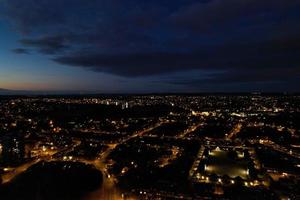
[1,0,300,93]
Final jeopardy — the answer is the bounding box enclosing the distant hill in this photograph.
[0,88,11,94]
[0,88,84,95]
[0,88,28,95]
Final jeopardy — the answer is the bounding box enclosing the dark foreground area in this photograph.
[0,161,103,200]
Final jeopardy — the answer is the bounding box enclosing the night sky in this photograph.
[0,0,300,93]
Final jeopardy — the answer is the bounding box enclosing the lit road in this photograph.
[178,121,204,139]
[226,123,242,139]
[83,122,164,200]
[1,158,41,183]
[263,143,300,160]
[1,139,81,184]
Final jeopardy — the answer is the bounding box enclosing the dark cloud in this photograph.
[166,69,300,92]
[19,36,70,54]
[12,48,30,54]
[170,0,300,33]
[1,0,300,90]
[54,37,300,77]
[0,0,69,34]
